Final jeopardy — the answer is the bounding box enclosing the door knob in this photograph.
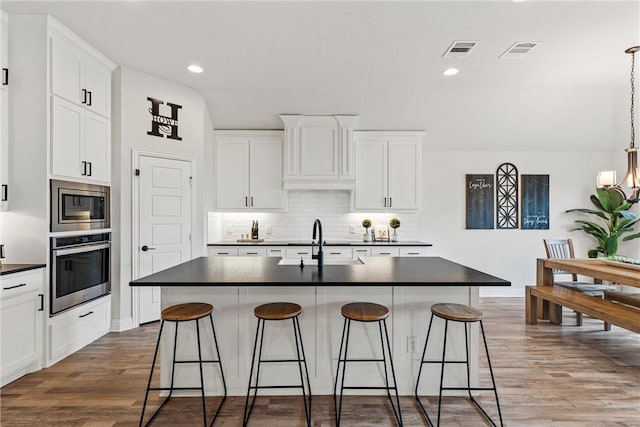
[141,245,156,252]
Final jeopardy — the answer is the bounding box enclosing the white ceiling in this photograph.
[2,1,639,131]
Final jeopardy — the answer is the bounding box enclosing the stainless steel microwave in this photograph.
[50,180,110,232]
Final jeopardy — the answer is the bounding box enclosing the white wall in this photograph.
[111,66,211,330]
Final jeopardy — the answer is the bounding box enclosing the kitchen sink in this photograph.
[277,258,364,266]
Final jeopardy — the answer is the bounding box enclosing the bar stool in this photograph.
[415,302,503,427]
[334,302,403,427]
[243,302,311,427]
[140,303,226,427]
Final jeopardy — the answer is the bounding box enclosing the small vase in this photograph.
[363,232,372,242]
[392,230,399,242]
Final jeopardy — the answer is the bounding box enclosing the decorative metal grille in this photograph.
[496,162,519,229]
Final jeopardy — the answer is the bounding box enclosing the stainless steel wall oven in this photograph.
[50,233,111,315]
[50,179,110,232]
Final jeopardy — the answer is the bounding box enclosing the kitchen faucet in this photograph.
[312,219,324,268]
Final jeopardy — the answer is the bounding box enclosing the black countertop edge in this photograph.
[1,264,46,275]
[208,241,432,247]
[131,282,510,287]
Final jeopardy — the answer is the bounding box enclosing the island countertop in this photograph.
[129,256,510,287]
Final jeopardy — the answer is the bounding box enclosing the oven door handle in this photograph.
[53,242,111,256]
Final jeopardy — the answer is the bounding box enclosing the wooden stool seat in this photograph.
[604,290,640,308]
[341,302,389,321]
[161,302,213,321]
[254,302,302,320]
[431,303,483,322]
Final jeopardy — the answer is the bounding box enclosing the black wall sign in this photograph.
[147,97,182,141]
[466,174,495,229]
[521,174,550,230]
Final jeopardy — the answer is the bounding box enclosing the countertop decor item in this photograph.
[389,218,400,242]
[566,187,640,257]
[362,218,372,242]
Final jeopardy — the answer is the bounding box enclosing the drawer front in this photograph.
[325,247,353,259]
[208,247,239,257]
[1,269,44,300]
[238,247,267,257]
[400,247,429,257]
[266,247,285,257]
[286,248,312,259]
[352,248,371,257]
[371,247,400,257]
[48,296,110,364]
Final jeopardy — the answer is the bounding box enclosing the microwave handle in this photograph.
[53,242,110,256]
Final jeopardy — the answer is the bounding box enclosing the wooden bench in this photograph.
[526,285,640,333]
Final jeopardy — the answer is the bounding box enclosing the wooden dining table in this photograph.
[535,258,640,325]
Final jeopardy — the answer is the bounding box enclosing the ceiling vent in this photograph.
[443,41,477,58]
[500,42,540,58]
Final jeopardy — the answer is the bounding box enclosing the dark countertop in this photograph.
[1,264,46,276]
[208,240,432,247]
[130,256,510,287]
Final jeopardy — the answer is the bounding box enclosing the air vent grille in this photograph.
[443,41,478,58]
[500,42,539,58]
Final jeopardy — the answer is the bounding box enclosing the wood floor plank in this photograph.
[1,298,638,426]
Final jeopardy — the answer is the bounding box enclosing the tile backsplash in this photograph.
[208,191,418,243]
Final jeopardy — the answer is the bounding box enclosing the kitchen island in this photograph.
[130,256,510,396]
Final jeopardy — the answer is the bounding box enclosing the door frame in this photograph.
[131,149,196,327]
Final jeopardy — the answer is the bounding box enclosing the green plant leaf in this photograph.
[590,194,604,211]
[622,232,640,241]
[565,208,608,220]
[587,249,600,258]
[604,236,618,256]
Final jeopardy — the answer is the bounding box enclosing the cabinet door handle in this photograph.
[389,197,392,208]
[38,294,44,311]
[217,252,229,255]
[79,311,94,318]
[270,249,282,253]
[82,88,87,104]
[407,252,419,255]
[87,162,92,176]
[82,161,87,176]
[2,68,8,86]
[87,91,92,106]
[246,252,258,255]
[380,252,391,255]
[245,196,248,207]
[330,252,341,255]
[250,196,254,207]
[297,252,308,255]
[3,283,27,291]
[1,184,7,201]
[384,197,387,207]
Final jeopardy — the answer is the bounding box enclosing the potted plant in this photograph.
[362,218,372,242]
[566,187,640,257]
[389,217,401,242]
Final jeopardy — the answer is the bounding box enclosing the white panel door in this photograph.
[215,137,250,209]
[354,139,388,209]
[138,155,192,324]
[51,96,83,179]
[250,136,282,209]
[300,127,338,177]
[83,56,111,118]
[388,140,420,210]
[0,88,8,211]
[51,34,83,105]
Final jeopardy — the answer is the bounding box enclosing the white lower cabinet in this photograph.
[208,245,427,260]
[353,248,371,257]
[48,295,110,366]
[371,247,400,257]
[208,247,239,257]
[238,247,266,257]
[400,247,430,257]
[1,269,44,387]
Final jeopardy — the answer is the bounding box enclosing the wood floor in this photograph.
[1,298,639,426]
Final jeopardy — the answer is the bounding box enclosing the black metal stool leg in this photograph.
[293,317,311,427]
[333,317,348,427]
[208,314,226,427]
[336,318,352,427]
[381,319,403,426]
[464,322,472,400]
[480,320,504,427]
[436,319,449,427]
[243,318,264,427]
[195,318,207,427]
[140,320,165,427]
[415,313,435,427]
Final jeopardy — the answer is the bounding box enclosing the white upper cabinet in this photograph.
[51,31,111,118]
[1,11,8,92]
[1,12,8,211]
[215,131,284,210]
[280,115,358,190]
[354,131,424,211]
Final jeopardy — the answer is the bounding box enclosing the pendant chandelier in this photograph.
[598,46,640,203]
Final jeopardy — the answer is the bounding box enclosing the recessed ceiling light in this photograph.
[442,67,460,76]
[187,64,204,73]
